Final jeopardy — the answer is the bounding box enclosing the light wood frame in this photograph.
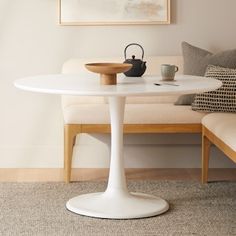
[202,126,236,184]
[58,0,171,26]
[64,123,201,183]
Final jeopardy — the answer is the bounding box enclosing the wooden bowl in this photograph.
[85,63,132,85]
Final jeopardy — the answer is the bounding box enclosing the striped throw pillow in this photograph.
[192,65,236,113]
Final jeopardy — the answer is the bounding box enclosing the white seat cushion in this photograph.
[61,57,204,126]
[202,113,236,151]
[61,95,180,107]
[63,104,206,124]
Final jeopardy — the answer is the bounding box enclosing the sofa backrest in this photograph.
[62,56,183,75]
[61,56,183,108]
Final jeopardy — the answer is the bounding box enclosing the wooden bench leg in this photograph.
[64,124,81,183]
[202,129,211,184]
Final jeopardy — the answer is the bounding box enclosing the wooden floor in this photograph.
[71,168,236,182]
[0,168,235,182]
[124,168,236,182]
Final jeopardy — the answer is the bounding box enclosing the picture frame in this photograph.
[58,0,171,26]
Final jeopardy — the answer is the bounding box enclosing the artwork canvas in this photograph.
[59,0,170,25]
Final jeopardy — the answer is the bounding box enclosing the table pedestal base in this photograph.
[66,192,169,219]
[66,97,168,219]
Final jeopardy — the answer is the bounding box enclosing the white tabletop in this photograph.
[14,74,222,97]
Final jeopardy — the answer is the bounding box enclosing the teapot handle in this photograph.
[124,43,144,60]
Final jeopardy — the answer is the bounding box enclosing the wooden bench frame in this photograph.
[202,126,236,184]
[64,123,202,183]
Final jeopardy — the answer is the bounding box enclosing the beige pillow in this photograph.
[175,42,236,105]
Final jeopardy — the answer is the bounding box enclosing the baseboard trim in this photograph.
[0,168,235,182]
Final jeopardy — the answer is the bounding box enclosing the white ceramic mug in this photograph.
[161,64,179,81]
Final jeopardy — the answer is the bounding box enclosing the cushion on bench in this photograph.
[61,95,180,106]
[63,103,206,124]
[202,113,236,151]
[61,56,207,125]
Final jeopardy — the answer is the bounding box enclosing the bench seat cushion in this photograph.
[63,103,206,124]
[61,95,180,106]
[202,113,236,151]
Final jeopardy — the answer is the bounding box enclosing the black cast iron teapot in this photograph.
[123,43,146,77]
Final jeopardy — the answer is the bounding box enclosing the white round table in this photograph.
[14,74,222,219]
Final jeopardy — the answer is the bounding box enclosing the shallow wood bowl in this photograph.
[85,63,132,85]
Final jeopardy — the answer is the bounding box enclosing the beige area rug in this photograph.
[0,181,235,236]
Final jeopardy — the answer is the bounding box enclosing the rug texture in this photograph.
[0,181,235,236]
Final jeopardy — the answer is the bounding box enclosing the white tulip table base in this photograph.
[66,96,169,219]
[66,191,169,219]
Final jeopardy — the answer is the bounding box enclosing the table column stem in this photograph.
[105,96,129,197]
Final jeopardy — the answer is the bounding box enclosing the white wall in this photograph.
[0,0,236,168]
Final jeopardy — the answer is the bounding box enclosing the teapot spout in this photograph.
[142,61,147,68]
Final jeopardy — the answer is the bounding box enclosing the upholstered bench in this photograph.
[202,113,236,183]
[62,56,208,183]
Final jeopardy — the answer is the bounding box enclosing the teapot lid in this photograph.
[129,55,142,61]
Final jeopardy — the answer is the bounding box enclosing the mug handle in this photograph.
[175,66,179,72]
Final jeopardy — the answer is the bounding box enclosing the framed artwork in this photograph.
[58,0,171,25]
